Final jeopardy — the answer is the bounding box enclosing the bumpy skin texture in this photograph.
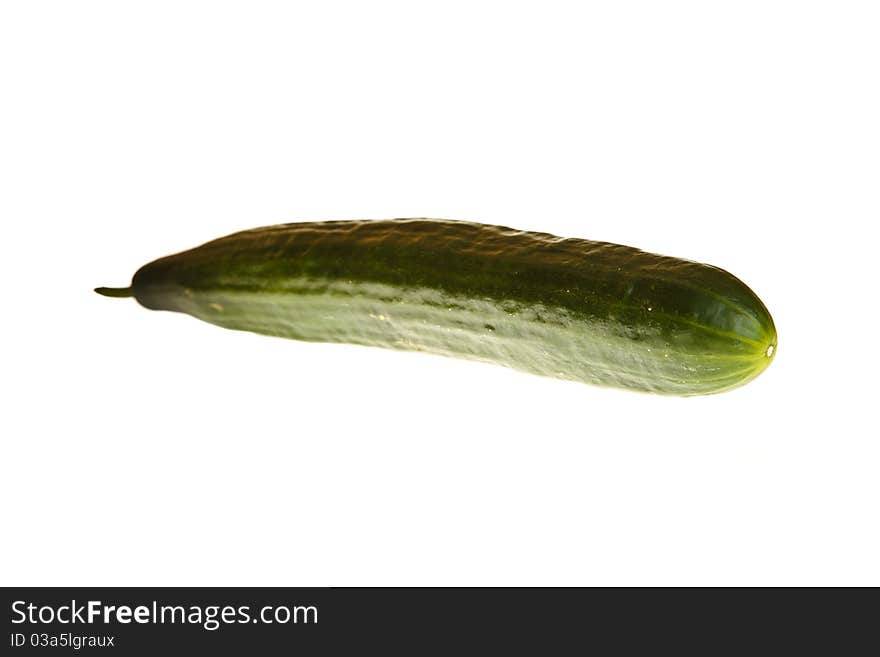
[122,219,776,395]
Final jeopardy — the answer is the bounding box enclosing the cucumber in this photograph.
[96,219,776,395]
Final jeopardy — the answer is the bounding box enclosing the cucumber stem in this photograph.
[94,286,134,298]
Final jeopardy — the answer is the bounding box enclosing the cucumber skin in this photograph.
[124,219,776,395]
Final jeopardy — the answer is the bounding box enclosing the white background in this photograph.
[2,1,878,586]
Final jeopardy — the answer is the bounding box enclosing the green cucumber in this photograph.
[96,219,776,395]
